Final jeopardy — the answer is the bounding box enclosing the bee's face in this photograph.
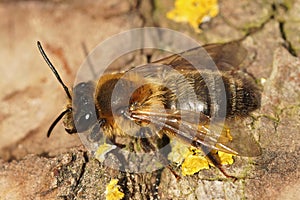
[66,81,98,134]
[62,106,76,134]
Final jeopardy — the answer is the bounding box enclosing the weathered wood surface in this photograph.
[0,1,299,199]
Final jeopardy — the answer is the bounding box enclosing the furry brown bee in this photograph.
[37,40,261,178]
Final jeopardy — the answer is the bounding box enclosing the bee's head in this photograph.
[71,82,98,133]
[37,41,97,137]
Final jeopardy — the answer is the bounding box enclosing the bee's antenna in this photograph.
[37,41,72,100]
[47,108,71,137]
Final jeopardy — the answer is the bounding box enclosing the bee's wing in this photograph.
[130,108,261,157]
[153,41,247,71]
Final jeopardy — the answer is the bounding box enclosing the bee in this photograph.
[37,40,261,178]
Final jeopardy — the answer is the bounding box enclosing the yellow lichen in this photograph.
[181,154,210,176]
[167,139,191,165]
[173,145,209,176]
[218,151,234,165]
[105,179,125,200]
[94,143,117,162]
[224,127,233,141]
[168,139,235,176]
[166,0,219,32]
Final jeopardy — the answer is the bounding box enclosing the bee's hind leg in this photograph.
[202,146,237,181]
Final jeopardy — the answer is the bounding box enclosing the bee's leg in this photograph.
[138,127,157,152]
[166,165,181,180]
[107,135,126,149]
[137,128,170,162]
[137,129,181,180]
[87,120,103,142]
[156,134,182,180]
[87,120,126,148]
[137,128,174,168]
[121,127,167,199]
[202,146,237,181]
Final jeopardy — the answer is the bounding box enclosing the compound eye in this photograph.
[75,111,97,132]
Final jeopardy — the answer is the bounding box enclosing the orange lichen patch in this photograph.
[105,179,124,200]
[167,0,219,32]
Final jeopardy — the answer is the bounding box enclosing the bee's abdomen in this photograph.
[223,71,261,117]
[168,71,261,118]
